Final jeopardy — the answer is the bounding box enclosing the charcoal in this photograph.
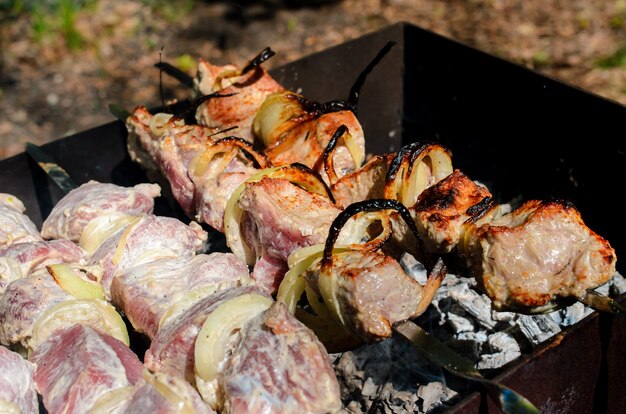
[418,382,458,413]
[445,312,475,334]
[516,314,561,344]
[610,272,626,295]
[476,331,521,369]
[448,284,497,330]
[559,302,591,326]
[335,338,459,413]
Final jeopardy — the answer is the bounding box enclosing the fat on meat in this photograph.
[88,215,207,299]
[462,199,617,310]
[238,177,340,293]
[0,194,42,248]
[31,324,143,414]
[192,153,259,232]
[220,302,341,414]
[0,346,38,413]
[111,253,252,339]
[41,180,161,241]
[0,239,86,294]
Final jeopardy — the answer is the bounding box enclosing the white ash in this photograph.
[333,257,625,412]
[334,338,460,414]
[610,271,626,295]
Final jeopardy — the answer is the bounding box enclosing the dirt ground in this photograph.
[1,0,624,159]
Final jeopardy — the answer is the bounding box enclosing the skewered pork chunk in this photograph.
[0,346,38,413]
[305,250,425,342]
[0,194,41,248]
[126,108,219,216]
[192,148,261,233]
[111,253,252,339]
[330,154,394,207]
[411,169,492,254]
[0,239,85,294]
[238,177,341,292]
[126,107,265,231]
[0,265,126,354]
[194,59,285,143]
[41,180,161,241]
[88,214,207,298]
[0,271,74,349]
[31,324,144,414]
[254,93,365,182]
[459,199,617,311]
[219,302,341,414]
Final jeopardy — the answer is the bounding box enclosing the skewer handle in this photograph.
[25,143,78,194]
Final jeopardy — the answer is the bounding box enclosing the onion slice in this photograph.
[224,164,335,265]
[0,400,21,414]
[29,299,129,355]
[158,279,253,331]
[47,264,105,300]
[143,372,196,414]
[384,142,453,207]
[79,212,138,255]
[194,293,273,386]
[189,137,270,178]
[253,91,310,148]
[322,125,364,185]
[149,112,174,136]
[112,216,143,266]
[90,387,135,414]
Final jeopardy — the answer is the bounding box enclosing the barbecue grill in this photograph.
[0,22,624,413]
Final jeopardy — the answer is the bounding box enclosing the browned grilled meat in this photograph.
[194,59,285,143]
[330,154,394,208]
[411,169,492,254]
[305,250,425,342]
[459,199,617,311]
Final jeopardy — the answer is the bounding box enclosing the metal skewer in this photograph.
[25,143,78,193]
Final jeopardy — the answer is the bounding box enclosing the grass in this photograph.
[596,44,626,69]
[1,0,94,50]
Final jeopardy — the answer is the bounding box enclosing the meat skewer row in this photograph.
[305,127,621,314]
[124,40,393,231]
[382,167,620,314]
[2,181,341,413]
[0,194,216,413]
[65,183,341,413]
